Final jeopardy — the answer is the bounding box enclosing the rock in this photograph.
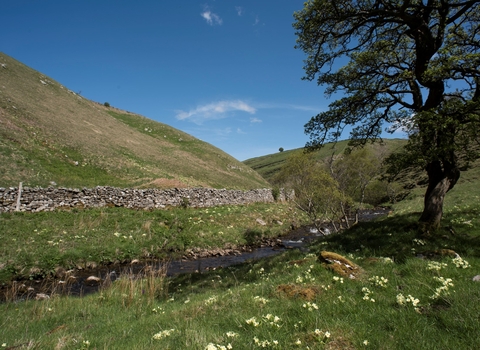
[473,275,480,282]
[319,251,362,279]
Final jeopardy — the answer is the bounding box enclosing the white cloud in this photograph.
[250,117,262,123]
[214,127,232,137]
[235,6,243,16]
[237,128,246,134]
[201,7,223,25]
[176,100,256,124]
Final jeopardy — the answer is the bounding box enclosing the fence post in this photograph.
[15,182,23,212]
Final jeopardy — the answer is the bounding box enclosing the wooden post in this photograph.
[15,182,23,212]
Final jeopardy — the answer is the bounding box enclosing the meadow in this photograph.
[0,178,479,349]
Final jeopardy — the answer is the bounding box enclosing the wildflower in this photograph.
[369,276,388,288]
[431,276,454,299]
[413,238,426,246]
[333,276,344,283]
[253,296,269,304]
[246,317,260,327]
[113,232,121,237]
[363,340,369,346]
[205,296,218,305]
[397,293,420,307]
[226,331,239,338]
[362,287,375,302]
[152,329,175,340]
[295,339,302,345]
[452,256,470,269]
[427,261,448,271]
[302,302,319,311]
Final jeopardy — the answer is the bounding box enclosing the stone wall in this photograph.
[0,186,293,213]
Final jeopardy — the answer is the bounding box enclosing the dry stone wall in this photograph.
[0,186,292,213]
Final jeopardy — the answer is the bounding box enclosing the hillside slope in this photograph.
[0,53,269,189]
[244,139,408,184]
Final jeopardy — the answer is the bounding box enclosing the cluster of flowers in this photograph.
[452,256,470,269]
[412,238,426,246]
[369,275,388,288]
[332,276,344,284]
[313,329,331,343]
[205,343,232,350]
[152,329,175,340]
[262,314,282,328]
[204,296,218,306]
[296,265,317,284]
[427,261,448,271]
[362,287,375,302]
[152,306,165,314]
[253,337,279,348]
[246,317,260,327]
[302,302,319,311]
[430,277,454,299]
[253,296,269,305]
[396,293,420,308]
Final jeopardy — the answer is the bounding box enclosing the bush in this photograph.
[104,102,110,107]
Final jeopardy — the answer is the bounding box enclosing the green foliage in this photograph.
[294,0,480,229]
[103,102,110,107]
[271,187,280,201]
[279,147,284,152]
[274,151,346,229]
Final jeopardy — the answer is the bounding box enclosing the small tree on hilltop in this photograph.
[294,0,480,232]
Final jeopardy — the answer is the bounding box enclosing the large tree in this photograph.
[293,0,480,231]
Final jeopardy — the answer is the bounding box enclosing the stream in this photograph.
[3,209,389,301]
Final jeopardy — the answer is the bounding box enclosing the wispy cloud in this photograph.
[250,117,262,123]
[176,100,256,124]
[201,7,223,25]
[237,128,246,134]
[235,6,244,16]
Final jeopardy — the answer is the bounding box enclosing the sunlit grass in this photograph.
[0,203,309,282]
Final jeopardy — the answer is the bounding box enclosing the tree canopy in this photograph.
[294,0,480,230]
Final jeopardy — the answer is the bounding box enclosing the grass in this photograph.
[0,202,309,283]
[0,52,269,189]
[1,168,479,349]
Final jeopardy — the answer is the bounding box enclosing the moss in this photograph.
[318,251,362,279]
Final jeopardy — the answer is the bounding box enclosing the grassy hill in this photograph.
[243,139,408,184]
[0,53,269,189]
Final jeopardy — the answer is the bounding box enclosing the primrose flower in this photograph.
[452,256,470,269]
[302,302,319,311]
[152,329,175,340]
[226,331,239,338]
[427,261,448,271]
[363,340,369,345]
[246,317,260,327]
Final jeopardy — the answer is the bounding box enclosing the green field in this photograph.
[1,164,479,349]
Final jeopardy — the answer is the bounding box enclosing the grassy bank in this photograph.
[0,216,478,349]
[0,203,309,283]
[1,174,479,349]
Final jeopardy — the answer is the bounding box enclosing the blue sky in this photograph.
[3,1,401,160]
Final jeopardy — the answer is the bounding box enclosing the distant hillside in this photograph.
[243,139,408,184]
[0,53,269,189]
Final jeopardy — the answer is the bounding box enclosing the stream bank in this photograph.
[2,208,389,302]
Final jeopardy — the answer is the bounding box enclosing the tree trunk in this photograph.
[419,160,460,232]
